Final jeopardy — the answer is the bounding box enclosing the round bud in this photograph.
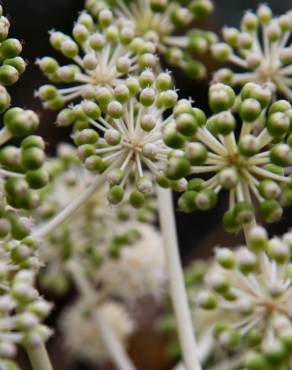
[218,167,238,189]
[209,84,235,113]
[233,201,254,224]
[178,191,197,212]
[239,98,262,122]
[129,191,145,208]
[107,185,124,204]
[197,290,217,309]
[259,199,283,223]
[107,101,123,118]
[258,179,281,200]
[223,209,241,233]
[267,112,290,137]
[248,225,268,251]
[211,43,232,62]
[185,142,208,165]
[213,111,236,135]
[176,113,198,136]
[21,147,45,170]
[195,189,217,210]
[238,134,259,156]
[270,143,292,167]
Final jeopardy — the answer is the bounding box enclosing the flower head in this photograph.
[86,0,216,79]
[164,82,292,230]
[36,10,157,111]
[58,71,182,207]
[60,299,135,363]
[194,226,292,368]
[212,5,292,101]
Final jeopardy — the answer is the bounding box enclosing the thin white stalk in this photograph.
[67,260,137,370]
[157,186,202,370]
[0,127,12,146]
[32,173,106,240]
[25,342,53,370]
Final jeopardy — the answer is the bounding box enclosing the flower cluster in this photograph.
[86,0,216,79]
[0,266,52,360]
[52,70,184,207]
[195,226,292,369]
[164,82,292,230]
[212,4,292,101]
[95,223,166,302]
[60,299,135,363]
[36,9,157,111]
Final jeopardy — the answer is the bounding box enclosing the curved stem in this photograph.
[32,174,106,240]
[67,260,137,370]
[156,187,202,370]
[25,342,53,370]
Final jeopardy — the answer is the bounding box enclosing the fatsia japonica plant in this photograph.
[2,1,292,370]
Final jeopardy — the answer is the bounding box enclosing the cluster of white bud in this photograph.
[167,82,292,230]
[212,4,292,101]
[36,10,157,111]
[194,226,292,369]
[85,0,216,79]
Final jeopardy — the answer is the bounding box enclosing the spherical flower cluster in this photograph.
[165,82,292,230]
[36,10,157,111]
[212,5,292,101]
[195,226,292,369]
[95,223,166,302]
[60,299,135,363]
[56,70,184,208]
[0,267,52,360]
[86,0,216,79]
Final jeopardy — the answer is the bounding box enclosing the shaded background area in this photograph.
[2,0,292,369]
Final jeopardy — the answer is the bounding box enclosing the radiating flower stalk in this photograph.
[212,4,292,101]
[167,83,292,232]
[195,226,292,370]
[36,9,157,111]
[86,0,216,79]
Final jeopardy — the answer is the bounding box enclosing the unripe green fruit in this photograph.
[178,191,197,212]
[107,185,124,204]
[25,169,49,189]
[129,191,145,208]
[21,147,45,170]
[260,199,283,223]
[223,209,241,232]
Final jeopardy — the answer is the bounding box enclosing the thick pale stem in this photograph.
[67,261,137,370]
[25,343,53,370]
[32,174,106,239]
[156,187,202,370]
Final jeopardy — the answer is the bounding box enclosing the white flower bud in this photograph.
[246,52,261,69]
[218,168,238,189]
[83,53,98,70]
[142,143,158,160]
[104,129,121,145]
[267,21,282,41]
[81,85,96,99]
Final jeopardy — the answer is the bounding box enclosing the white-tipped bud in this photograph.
[141,114,156,132]
[104,129,121,145]
[238,32,253,49]
[246,52,262,69]
[83,53,98,70]
[237,298,254,314]
[142,143,158,160]
[218,168,238,189]
[267,21,282,42]
[116,56,131,74]
[268,238,289,263]
[89,33,105,50]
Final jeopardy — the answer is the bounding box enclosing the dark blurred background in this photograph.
[3,0,291,369]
